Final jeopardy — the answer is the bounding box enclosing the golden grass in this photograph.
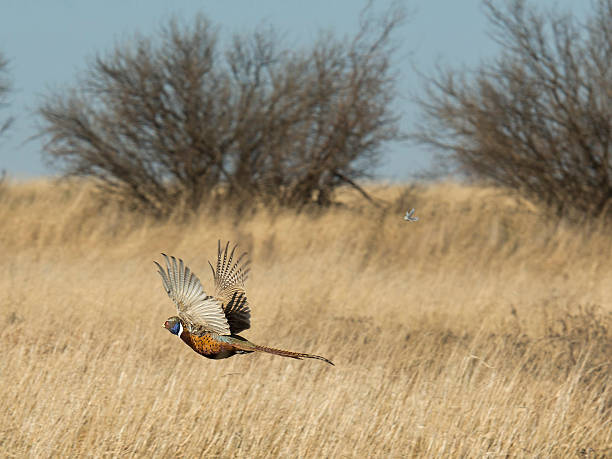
[0,179,610,457]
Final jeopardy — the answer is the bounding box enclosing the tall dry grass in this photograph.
[0,179,610,457]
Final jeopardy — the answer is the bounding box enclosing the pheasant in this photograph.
[155,241,334,365]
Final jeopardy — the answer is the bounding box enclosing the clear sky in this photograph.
[0,0,589,180]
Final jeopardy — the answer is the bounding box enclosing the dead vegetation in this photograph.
[0,179,610,457]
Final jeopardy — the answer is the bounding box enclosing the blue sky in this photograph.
[0,0,589,180]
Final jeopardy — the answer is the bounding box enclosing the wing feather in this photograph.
[209,241,252,334]
[155,254,230,335]
[184,266,194,298]
[178,258,184,293]
[155,261,173,296]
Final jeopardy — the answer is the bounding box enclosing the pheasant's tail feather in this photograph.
[252,344,334,366]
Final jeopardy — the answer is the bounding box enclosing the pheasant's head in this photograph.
[163,316,183,336]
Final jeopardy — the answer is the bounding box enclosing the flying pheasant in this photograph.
[155,241,334,365]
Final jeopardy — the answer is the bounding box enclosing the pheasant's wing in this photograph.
[155,254,230,335]
[208,241,252,334]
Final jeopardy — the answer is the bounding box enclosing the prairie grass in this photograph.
[0,179,610,457]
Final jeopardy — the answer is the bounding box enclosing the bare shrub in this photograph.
[0,51,13,139]
[38,8,404,217]
[414,0,612,219]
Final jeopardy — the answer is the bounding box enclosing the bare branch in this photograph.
[0,52,14,138]
[38,10,405,215]
[414,0,612,219]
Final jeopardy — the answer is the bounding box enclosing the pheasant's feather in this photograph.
[252,344,334,365]
[155,254,230,335]
[209,241,251,334]
[228,338,334,365]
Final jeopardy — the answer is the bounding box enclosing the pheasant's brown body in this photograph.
[179,330,240,360]
[157,241,334,366]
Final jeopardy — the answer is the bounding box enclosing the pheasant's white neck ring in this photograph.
[177,322,183,337]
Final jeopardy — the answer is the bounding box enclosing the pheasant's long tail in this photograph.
[228,336,334,365]
[234,338,333,365]
[242,342,334,365]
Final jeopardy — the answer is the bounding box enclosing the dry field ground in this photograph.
[0,179,610,457]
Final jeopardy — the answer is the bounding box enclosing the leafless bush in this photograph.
[38,8,404,216]
[0,52,13,139]
[414,0,612,219]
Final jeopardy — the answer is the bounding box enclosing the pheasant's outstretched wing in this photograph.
[208,241,252,334]
[155,254,230,336]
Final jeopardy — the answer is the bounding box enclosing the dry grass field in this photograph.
[0,179,610,457]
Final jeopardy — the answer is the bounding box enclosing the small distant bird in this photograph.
[403,208,419,222]
[155,241,334,365]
